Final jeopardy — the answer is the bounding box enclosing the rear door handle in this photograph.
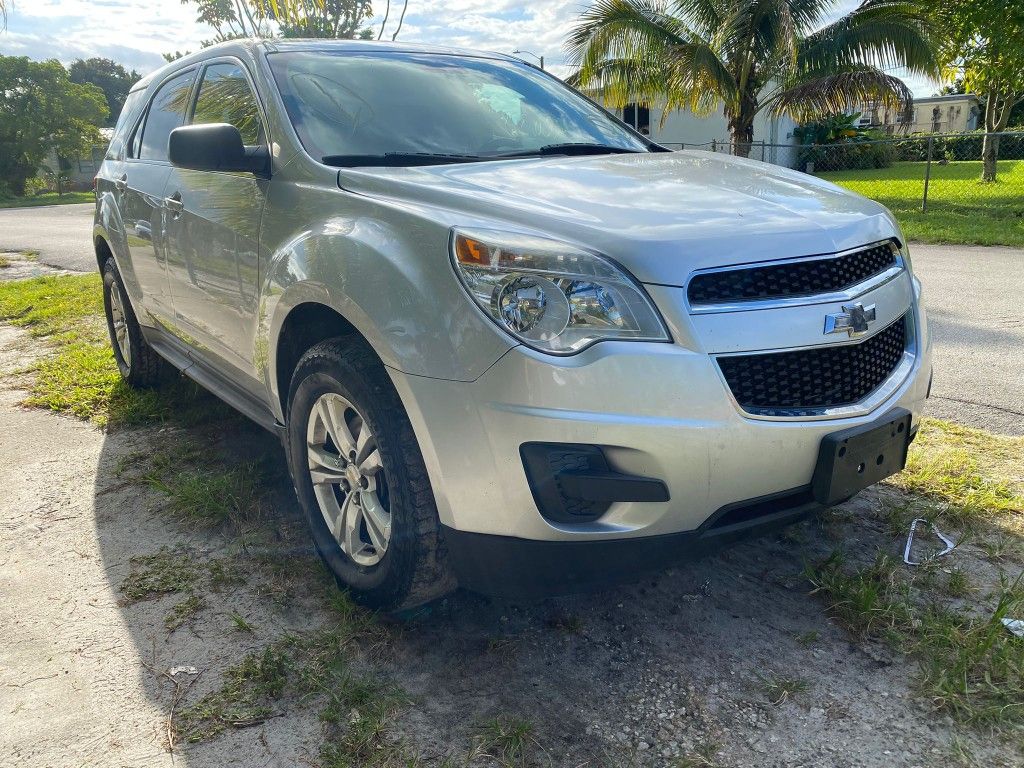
[113,174,127,191]
[165,192,184,215]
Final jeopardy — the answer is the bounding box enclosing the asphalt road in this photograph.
[0,203,96,272]
[910,243,1023,436]
[1,203,1020,434]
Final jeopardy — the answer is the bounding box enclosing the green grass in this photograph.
[888,419,1024,535]
[178,645,290,741]
[178,592,402,764]
[761,675,810,706]
[807,553,1024,731]
[820,160,1024,247]
[807,418,1024,733]
[473,715,535,767]
[165,593,206,631]
[145,461,266,526]
[0,191,94,208]
[0,274,234,427]
[120,549,199,603]
[229,611,255,633]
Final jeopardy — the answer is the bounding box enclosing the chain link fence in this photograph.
[662,132,1024,244]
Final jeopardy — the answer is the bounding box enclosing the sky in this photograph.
[0,0,939,95]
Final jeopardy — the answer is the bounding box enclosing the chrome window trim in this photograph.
[687,240,904,315]
[713,309,918,422]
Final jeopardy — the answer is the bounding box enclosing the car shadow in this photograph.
[90,393,970,766]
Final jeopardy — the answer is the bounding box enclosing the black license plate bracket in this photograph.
[811,408,912,506]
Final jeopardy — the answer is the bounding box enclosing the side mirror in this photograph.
[168,123,269,176]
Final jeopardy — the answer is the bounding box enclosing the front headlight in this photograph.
[450,228,669,354]
[898,240,913,273]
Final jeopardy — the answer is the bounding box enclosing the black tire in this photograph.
[286,338,455,611]
[101,259,163,388]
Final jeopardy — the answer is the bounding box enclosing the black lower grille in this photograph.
[718,313,909,415]
[688,241,899,305]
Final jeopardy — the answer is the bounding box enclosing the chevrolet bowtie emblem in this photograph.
[824,302,876,337]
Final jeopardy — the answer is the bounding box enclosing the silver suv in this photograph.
[94,39,932,609]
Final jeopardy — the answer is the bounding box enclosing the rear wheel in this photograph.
[286,338,454,610]
[101,259,163,387]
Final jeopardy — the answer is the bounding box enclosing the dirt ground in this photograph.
[0,313,1021,767]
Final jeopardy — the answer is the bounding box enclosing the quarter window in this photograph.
[140,69,197,161]
[107,89,146,160]
[192,63,263,145]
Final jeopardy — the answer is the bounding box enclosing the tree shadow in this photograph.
[89,390,999,766]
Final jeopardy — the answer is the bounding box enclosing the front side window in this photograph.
[267,51,649,164]
[192,62,264,145]
[140,69,197,161]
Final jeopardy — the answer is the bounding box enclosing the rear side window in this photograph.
[192,63,264,145]
[106,89,146,160]
[140,69,197,161]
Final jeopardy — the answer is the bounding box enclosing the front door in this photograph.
[163,60,268,394]
[120,67,198,324]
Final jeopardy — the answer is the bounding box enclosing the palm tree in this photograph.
[567,0,939,156]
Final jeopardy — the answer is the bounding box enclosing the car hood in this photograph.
[336,150,899,286]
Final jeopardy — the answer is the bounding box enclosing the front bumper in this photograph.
[386,277,932,592]
[441,485,825,599]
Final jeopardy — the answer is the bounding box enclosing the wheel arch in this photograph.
[269,298,382,423]
[94,232,115,271]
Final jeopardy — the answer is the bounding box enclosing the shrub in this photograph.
[800,137,896,172]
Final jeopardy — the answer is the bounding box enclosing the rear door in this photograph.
[120,67,198,323]
[162,58,269,394]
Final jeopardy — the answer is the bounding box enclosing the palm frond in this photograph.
[769,66,914,122]
[566,0,693,70]
[799,0,940,78]
[567,0,736,110]
[571,52,732,115]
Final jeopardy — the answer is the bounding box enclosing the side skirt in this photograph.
[141,325,286,441]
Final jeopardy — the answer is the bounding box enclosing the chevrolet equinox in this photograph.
[94,39,933,609]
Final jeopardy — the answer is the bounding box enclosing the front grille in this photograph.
[688,242,899,305]
[717,313,908,416]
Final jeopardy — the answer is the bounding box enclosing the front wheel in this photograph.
[286,338,454,611]
[101,259,163,387]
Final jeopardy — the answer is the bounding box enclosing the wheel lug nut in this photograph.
[359,476,369,489]
[349,450,356,461]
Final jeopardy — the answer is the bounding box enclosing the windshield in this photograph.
[267,50,650,165]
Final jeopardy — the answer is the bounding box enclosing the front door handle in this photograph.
[113,174,127,192]
[165,192,184,216]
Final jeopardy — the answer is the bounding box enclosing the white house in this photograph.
[850,94,982,134]
[615,100,802,167]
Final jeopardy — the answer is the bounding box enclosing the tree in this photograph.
[0,56,108,196]
[278,0,372,38]
[930,0,1024,181]
[69,58,142,126]
[177,0,372,45]
[567,0,940,156]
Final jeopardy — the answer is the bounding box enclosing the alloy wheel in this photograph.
[306,392,391,566]
[108,281,131,366]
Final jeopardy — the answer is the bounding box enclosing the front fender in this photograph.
[258,208,514,421]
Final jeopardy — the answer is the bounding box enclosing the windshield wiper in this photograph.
[322,152,484,167]
[492,143,646,159]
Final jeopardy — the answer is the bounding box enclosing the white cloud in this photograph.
[1,0,941,96]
